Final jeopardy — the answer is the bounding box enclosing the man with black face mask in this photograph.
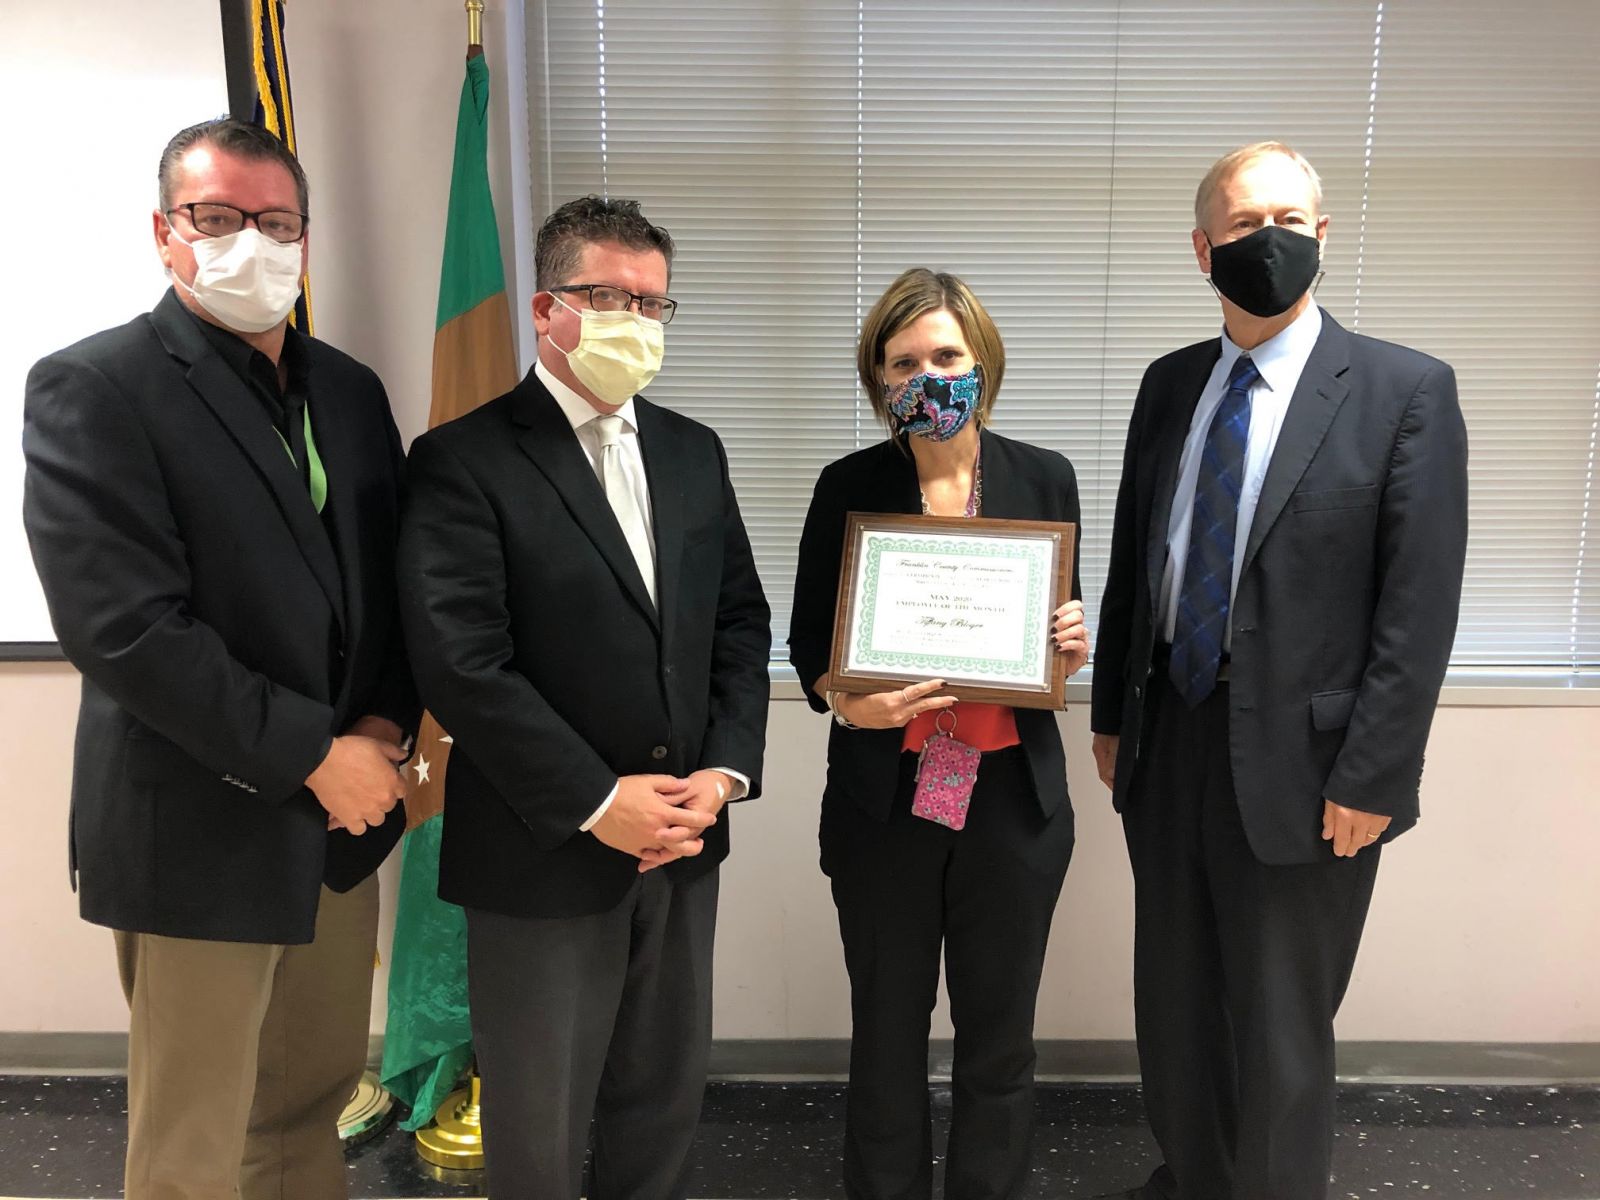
[1089,142,1468,1200]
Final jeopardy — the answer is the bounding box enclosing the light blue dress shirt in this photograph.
[1158,303,1324,650]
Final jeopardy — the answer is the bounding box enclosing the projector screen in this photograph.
[1,7,227,654]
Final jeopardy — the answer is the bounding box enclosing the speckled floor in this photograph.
[0,1077,1594,1198]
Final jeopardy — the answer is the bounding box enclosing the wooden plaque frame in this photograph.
[825,512,1076,710]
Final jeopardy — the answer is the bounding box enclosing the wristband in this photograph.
[825,690,860,730]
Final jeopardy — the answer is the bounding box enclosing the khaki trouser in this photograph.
[115,875,379,1200]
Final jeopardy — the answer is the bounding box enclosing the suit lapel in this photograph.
[882,440,922,514]
[510,374,660,632]
[1145,341,1221,607]
[1237,311,1352,579]
[149,292,345,633]
[635,399,681,644]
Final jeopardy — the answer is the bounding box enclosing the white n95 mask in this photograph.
[170,225,304,334]
[551,297,665,405]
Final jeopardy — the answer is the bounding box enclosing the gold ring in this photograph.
[1365,832,1380,841]
[902,687,912,704]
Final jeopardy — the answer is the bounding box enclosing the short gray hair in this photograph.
[1194,141,1323,229]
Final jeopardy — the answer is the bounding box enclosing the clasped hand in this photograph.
[591,770,731,874]
[307,715,408,836]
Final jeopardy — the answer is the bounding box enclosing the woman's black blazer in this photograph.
[788,428,1082,821]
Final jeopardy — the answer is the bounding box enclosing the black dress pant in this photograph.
[464,867,719,1200]
[823,746,1075,1200]
[1123,677,1379,1200]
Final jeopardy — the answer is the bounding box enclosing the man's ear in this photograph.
[153,209,174,270]
[531,291,553,335]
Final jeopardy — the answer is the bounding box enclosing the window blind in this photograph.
[527,0,1600,672]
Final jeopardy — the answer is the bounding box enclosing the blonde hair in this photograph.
[1194,141,1324,229]
[857,268,1005,438]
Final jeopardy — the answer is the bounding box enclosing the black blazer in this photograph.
[789,429,1082,821]
[399,371,771,919]
[22,289,418,945]
[1091,309,1468,864]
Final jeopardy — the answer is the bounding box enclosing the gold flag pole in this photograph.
[416,1067,485,1171]
[413,5,489,1168]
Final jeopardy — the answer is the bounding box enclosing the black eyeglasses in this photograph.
[166,202,307,244]
[549,283,677,325]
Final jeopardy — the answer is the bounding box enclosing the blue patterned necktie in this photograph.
[1169,354,1260,707]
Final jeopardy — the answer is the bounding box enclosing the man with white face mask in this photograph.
[22,118,418,1200]
[400,196,770,1199]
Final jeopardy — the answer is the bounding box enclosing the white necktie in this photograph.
[590,415,656,607]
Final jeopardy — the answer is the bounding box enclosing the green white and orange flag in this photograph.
[380,46,519,1132]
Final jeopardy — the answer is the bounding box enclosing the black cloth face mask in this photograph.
[1206,224,1322,317]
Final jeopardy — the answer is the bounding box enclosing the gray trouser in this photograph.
[465,866,719,1200]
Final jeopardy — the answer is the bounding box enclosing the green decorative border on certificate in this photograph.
[850,533,1049,681]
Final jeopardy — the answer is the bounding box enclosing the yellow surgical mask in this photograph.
[550,296,665,405]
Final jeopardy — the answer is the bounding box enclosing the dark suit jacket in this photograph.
[399,371,771,919]
[22,289,419,944]
[1091,308,1468,864]
[788,429,1082,821]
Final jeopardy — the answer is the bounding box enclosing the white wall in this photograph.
[4,660,1599,1044]
[2,0,1597,1050]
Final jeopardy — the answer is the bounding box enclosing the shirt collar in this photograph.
[1218,302,1323,395]
[181,297,308,391]
[535,358,639,435]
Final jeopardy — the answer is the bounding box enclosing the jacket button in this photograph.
[651,745,668,760]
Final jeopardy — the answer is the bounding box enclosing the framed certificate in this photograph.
[825,512,1076,710]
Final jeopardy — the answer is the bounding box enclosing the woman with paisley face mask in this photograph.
[789,268,1088,1200]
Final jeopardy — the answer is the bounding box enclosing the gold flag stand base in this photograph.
[338,1071,395,1147]
[416,1073,485,1170]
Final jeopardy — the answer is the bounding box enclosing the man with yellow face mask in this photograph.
[399,195,771,1200]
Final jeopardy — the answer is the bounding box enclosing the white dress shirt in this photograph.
[534,360,750,830]
[1158,303,1323,651]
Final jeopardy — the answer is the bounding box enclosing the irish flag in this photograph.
[380,46,519,1133]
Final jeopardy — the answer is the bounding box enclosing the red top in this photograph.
[902,701,1020,754]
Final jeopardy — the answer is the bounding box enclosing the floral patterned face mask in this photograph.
[884,365,983,442]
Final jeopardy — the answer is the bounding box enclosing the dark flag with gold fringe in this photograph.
[249,0,314,334]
